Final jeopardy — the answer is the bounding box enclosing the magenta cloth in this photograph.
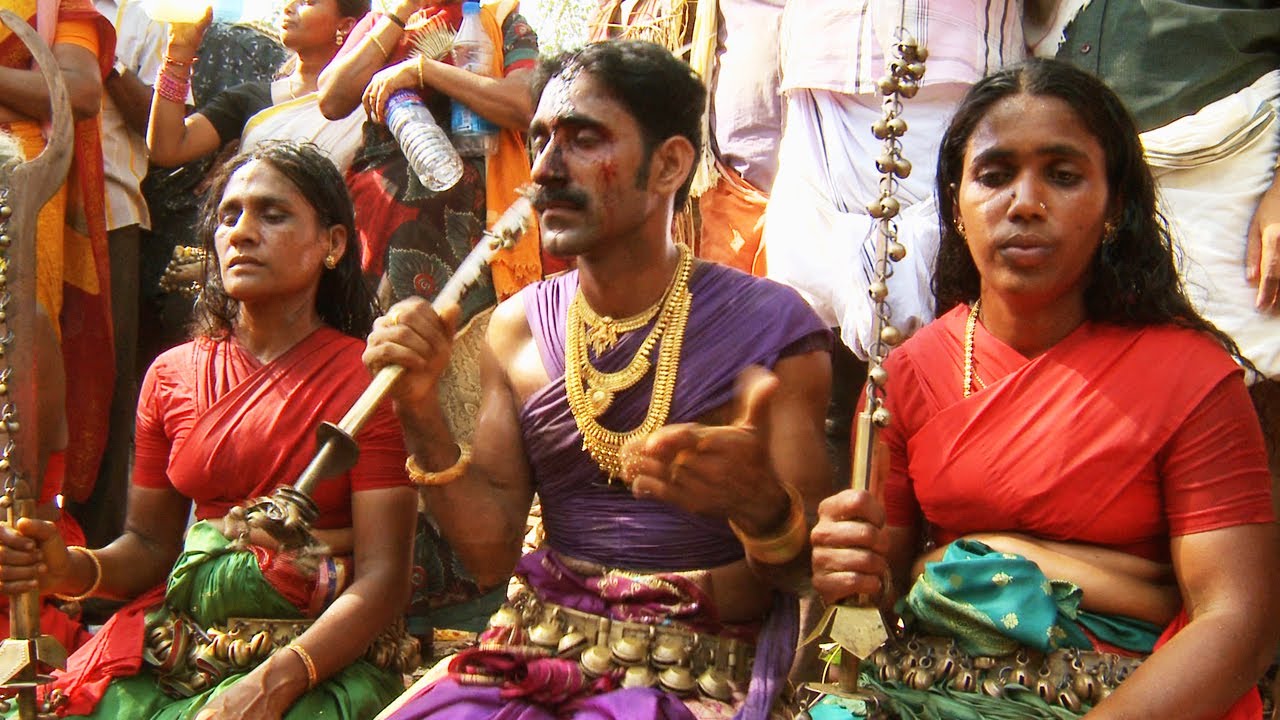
[395,677,699,719]
[520,262,830,570]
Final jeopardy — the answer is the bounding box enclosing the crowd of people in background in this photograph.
[0,0,1276,718]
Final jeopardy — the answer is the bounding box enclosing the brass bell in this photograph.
[871,407,892,427]
[610,634,648,666]
[650,636,688,667]
[228,638,253,668]
[888,241,907,262]
[868,281,888,301]
[658,665,696,696]
[488,606,522,630]
[0,205,11,219]
[579,644,614,678]
[1072,671,1098,702]
[557,629,588,658]
[880,324,904,346]
[529,618,565,649]
[621,665,657,689]
[696,667,734,701]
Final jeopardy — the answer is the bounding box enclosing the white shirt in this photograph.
[96,0,168,231]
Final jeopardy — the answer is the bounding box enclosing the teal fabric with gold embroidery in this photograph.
[899,540,1094,656]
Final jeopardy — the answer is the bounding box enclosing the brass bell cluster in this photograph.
[865,635,1143,713]
[489,598,749,703]
[863,34,927,429]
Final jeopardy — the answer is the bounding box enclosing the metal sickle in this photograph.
[0,10,74,720]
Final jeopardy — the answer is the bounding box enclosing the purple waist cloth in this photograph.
[385,547,799,720]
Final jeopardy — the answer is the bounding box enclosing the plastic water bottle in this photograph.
[386,89,464,192]
[450,1,499,157]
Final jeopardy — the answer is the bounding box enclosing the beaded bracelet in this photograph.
[406,444,471,486]
[284,643,318,689]
[156,69,190,105]
[729,481,807,566]
[53,546,102,602]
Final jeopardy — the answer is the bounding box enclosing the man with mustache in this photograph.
[363,39,833,718]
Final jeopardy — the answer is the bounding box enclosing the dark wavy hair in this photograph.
[191,141,377,340]
[932,58,1250,366]
[532,39,706,207]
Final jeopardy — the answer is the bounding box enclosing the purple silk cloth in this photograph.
[520,262,830,570]
[394,678,700,719]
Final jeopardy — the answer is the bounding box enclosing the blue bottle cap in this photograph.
[462,1,480,14]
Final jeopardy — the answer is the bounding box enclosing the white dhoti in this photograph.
[763,83,967,359]
[1146,70,1280,380]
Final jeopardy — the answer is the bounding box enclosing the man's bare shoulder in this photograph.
[486,286,535,364]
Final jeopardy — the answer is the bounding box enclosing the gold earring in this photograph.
[955,218,966,238]
[335,31,345,46]
[324,255,338,269]
[1103,220,1118,245]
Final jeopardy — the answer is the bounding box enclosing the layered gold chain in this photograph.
[565,244,694,480]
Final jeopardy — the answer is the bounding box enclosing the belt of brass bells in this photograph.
[475,590,755,703]
[862,634,1144,714]
[143,614,421,698]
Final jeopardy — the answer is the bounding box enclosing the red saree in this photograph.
[132,327,408,526]
[45,327,409,716]
[877,306,1273,717]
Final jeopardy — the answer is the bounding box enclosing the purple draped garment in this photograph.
[390,262,830,720]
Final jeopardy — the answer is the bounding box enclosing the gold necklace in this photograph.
[962,298,987,397]
[572,244,691,417]
[576,288,664,355]
[565,245,694,480]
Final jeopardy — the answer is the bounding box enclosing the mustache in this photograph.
[532,187,589,212]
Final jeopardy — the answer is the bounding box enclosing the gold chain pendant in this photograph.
[565,245,694,480]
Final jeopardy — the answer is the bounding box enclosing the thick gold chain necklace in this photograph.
[576,287,664,355]
[571,244,691,417]
[962,299,987,397]
[565,244,694,480]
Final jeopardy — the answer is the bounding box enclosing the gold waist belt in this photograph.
[482,589,756,702]
[144,614,420,698]
[862,634,1145,714]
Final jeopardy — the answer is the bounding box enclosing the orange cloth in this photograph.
[695,159,768,276]
[479,0,544,298]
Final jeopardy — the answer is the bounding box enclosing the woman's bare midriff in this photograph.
[910,532,1180,626]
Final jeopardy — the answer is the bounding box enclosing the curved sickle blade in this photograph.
[0,16,74,719]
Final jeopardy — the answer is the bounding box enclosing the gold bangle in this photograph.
[370,34,391,60]
[416,55,426,88]
[284,643,318,689]
[405,444,471,486]
[729,481,807,565]
[53,546,102,602]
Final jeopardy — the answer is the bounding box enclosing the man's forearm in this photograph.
[106,68,155,136]
[397,396,530,588]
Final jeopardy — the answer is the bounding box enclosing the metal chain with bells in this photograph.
[862,35,927,430]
